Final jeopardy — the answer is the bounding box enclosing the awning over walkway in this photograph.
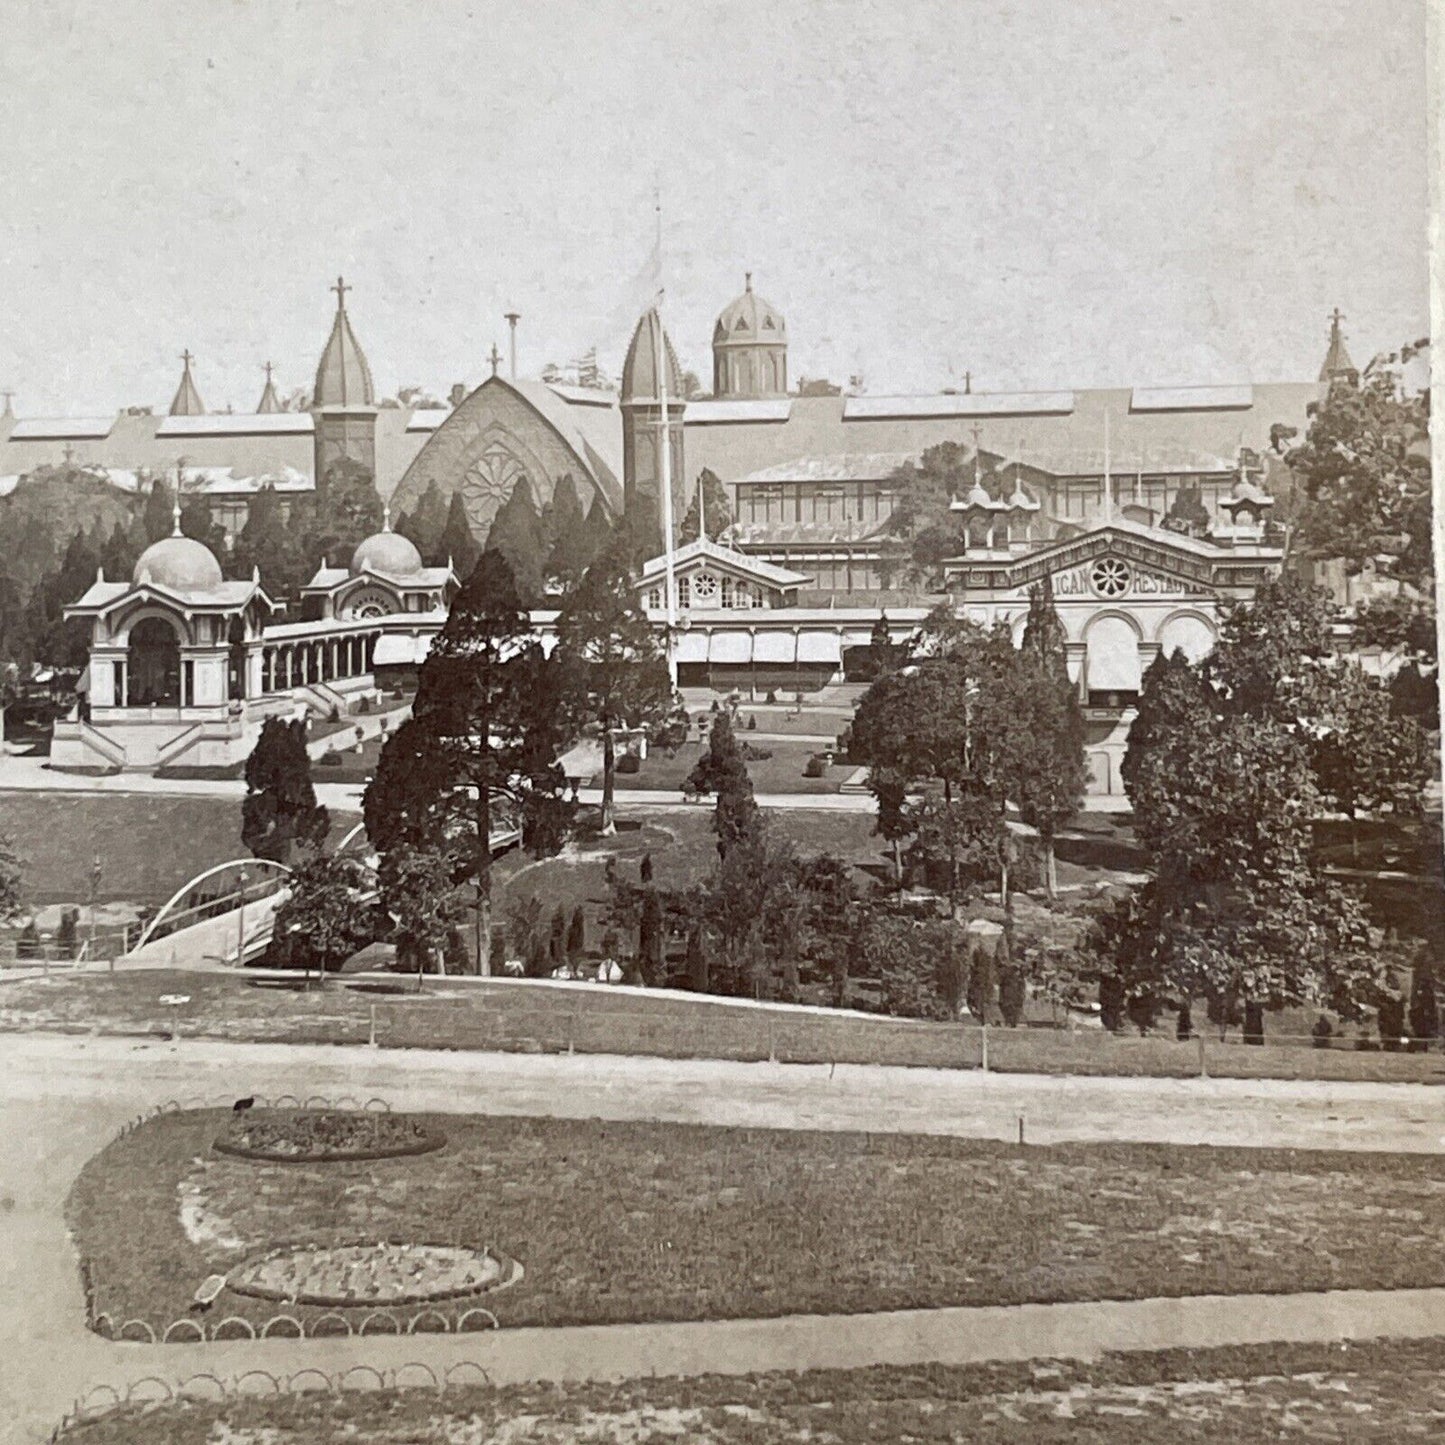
[752,632,797,664]
[372,634,431,667]
[796,632,842,664]
[708,632,752,664]
[673,631,710,664]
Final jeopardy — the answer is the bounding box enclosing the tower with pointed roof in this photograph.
[620,306,687,553]
[712,273,788,398]
[311,276,378,491]
[1319,307,1359,388]
[169,350,206,416]
[256,361,281,415]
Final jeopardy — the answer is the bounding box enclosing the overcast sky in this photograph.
[0,0,1428,415]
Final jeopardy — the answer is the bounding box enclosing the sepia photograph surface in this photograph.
[0,2,1440,1441]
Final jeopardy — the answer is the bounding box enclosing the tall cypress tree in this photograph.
[545,475,590,585]
[687,711,762,861]
[143,477,176,543]
[241,717,330,864]
[679,468,733,543]
[438,491,481,579]
[400,480,450,565]
[576,497,614,573]
[486,478,549,601]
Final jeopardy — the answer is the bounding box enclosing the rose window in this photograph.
[1090,558,1131,598]
[691,571,720,605]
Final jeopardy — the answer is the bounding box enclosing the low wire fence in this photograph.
[355,994,1445,1084]
[50,1362,496,1441]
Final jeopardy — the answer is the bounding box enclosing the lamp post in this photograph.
[90,856,103,970]
[236,866,249,967]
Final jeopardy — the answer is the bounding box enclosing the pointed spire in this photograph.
[257,361,281,414]
[1319,307,1358,385]
[313,277,375,406]
[169,350,205,416]
[96,564,105,584]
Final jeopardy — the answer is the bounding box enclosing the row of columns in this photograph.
[261,631,380,695]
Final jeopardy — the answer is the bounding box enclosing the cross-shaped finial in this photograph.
[489,342,502,378]
[181,349,194,370]
[2,390,14,415]
[1329,306,1345,329]
[964,370,972,395]
[63,442,75,465]
[263,361,274,382]
[332,275,350,308]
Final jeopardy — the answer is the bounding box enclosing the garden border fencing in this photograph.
[49,1361,497,1441]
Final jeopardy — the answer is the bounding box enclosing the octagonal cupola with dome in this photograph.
[712,273,788,398]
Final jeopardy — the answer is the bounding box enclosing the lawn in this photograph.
[0,792,263,906]
[52,1339,1445,1443]
[607,736,848,795]
[68,1108,1445,1342]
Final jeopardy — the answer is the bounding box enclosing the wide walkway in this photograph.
[5,1035,1442,1442]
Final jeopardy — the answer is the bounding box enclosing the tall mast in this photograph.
[1102,410,1113,525]
[651,186,678,688]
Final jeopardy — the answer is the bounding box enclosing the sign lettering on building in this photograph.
[1050,557,1193,599]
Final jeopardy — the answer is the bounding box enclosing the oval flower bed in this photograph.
[215,1110,445,1163]
[227,1240,520,1307]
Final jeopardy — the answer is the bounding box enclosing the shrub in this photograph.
[1378,993,1406,1053]
[444,925,471,974]
[328,704,340,723]
[1312,1015,1334,1049]
[358,696,372,714]
[766,690,777,705]
[803,755,828,778]
[566,906,586,967]
[740,742,772,762]
[318,752,343,768]
[1243,1000,1265,1046]
[1175,1002,1193,1041]
[746,714,757,731]
[1408,954,1438,1052]
[999,967,1026,1027]
[56,907,79,960]
[15,920,40,960]
[616,752,641,775]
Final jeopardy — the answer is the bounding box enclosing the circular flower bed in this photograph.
[215,1110,445,1163]
[227,1240,517,1306]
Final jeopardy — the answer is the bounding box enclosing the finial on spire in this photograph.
[172,495,183,538]
[2,390,14,419]
[264,361,274,382]
[970,422,984,485]
[744,271,753,292]
[698,477,706,540]
[181,349,194,371]
[382,502,392,532]
[964,370,972,395]
[489,342,502,378]
[332,275,350,310]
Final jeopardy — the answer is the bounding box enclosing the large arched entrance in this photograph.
[129,616,182,706]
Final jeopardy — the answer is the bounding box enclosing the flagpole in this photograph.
[1102,410,1113,525]
[651,301,679,688]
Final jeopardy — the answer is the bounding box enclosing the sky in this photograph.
[0,0,1430,416]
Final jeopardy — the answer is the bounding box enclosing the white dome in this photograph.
[351,529,423,577]
[133,534,223,591]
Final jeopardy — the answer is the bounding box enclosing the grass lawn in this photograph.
[0,792,271,906]
[52,1338,1445,1442]
[68,1108,1445,1342]
[604,737,847,795]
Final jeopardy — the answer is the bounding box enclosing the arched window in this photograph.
[1157,614,1215,664]
[1085,616,1141,707]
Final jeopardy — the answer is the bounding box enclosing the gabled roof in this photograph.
[737,451,915,484]
[66,573,273,615]
[302,562,457,594]
[636,536,813,589]
[257,364,282,414]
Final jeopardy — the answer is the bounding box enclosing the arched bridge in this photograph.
[122,818,521,968]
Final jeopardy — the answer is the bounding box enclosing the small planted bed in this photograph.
[215,1109,445,1163]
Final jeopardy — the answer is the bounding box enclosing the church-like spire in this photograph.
[256,361,281,414]
[169,350,206,416]
[1319,307,1359,386]
[313,276,375,407]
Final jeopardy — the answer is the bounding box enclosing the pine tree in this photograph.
[554,531,673,835]
[637,885,664,986]
[241,717,330,864]
[996,932,1025,1026]
[100,520,137,581]
[438,491,481,579]
[485,479,548,600]
[679,468,733,543]
[364,550,567,972]
[545,475,591,585]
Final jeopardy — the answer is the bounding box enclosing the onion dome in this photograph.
[350,506,422,576]
[620,306,685,406]
[169,350,206,416]
[712,272,787,345]
[313,276,375,407]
